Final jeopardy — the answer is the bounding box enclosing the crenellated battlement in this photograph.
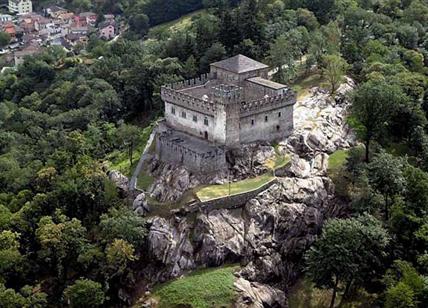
[159,55,296,158]
[161,86,216,115]
[240,90,296,116]
[164,73,214,90]
[212,84,242,104]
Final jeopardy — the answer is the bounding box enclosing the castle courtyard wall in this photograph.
[155,130,227,173]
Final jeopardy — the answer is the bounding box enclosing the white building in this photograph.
[0,14,13,22]
[8,0,33,15]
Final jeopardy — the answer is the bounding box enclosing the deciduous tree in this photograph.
[305,214,389,308]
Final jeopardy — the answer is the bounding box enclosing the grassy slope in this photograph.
[149,9,205,38]
[196,174,275,202]
[152,265,239,308]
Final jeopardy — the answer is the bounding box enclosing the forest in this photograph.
[0,0,428,307]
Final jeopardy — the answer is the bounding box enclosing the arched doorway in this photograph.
[204,131,208,140]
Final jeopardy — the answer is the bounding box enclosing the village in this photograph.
[0,0,121,68]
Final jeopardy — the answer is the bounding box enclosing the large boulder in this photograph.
[193,209,245,266]
[133,192,150,216]
[107,170,129,193]
[234,277,286,308]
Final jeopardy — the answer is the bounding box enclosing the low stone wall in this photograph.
[184,178,278,213]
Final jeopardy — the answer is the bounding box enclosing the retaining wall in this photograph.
[184,178,278,213]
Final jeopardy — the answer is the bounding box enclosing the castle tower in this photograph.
[212,84,241,147]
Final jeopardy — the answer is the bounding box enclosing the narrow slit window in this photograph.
[171,106,175,115]
[251,119,255,126]
[278,112,281,117]
[182,111,186,118]
[265,115,268,122]
[193,115,197,122]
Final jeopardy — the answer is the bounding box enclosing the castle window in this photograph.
[193,115,197,122]
[278,112,282,117]
[276,125,280,131]
[251,119,255,126]
[204,118,209,126]
[171,106,175,115]
[181,111,186,118]
[265,115,268,122]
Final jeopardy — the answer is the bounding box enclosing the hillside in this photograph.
[0,0,428,307]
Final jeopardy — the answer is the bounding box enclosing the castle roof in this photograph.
[247,76,287,90]
[211,54,268,74]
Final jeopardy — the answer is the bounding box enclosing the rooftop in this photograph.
[211,54,268,74]
[247,77,287,90]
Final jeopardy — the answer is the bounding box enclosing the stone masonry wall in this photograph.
[156,133,227,173]
[184,178,278,213]
[240,104,294,143]
[165,101,215,142]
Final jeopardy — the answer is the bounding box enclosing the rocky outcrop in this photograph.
[139,79,356,303]
[234,277,287,308]
[107,170,129,194]
[147,160,229,202]
[133,192,150,216]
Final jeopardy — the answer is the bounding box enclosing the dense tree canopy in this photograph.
[1,0,428,306]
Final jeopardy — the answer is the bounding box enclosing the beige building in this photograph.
[8,0,33,14]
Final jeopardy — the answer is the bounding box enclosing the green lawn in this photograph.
[328,149,349,174]
[149,9,205,38]
[196,174,275,202]
[152,265,239,308]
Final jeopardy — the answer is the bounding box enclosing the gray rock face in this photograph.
[234,277,287,307]
[108,170,129,193]
[140,80,356,303]
[133,192,150,216]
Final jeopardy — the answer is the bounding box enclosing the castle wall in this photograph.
[165,102,215,141]
[210,66,269,85]
[155,133,227,173]
[243,80,285,101]
[239,104,294,143]
[237,68,269,83]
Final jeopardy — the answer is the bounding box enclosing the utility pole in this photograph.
[228,169,231,196]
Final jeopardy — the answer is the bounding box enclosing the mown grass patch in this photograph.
[152,265,239,308]
[196,174,274,202]
[288,278,377,308]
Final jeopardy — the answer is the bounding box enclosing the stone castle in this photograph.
[155,55,296,173]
